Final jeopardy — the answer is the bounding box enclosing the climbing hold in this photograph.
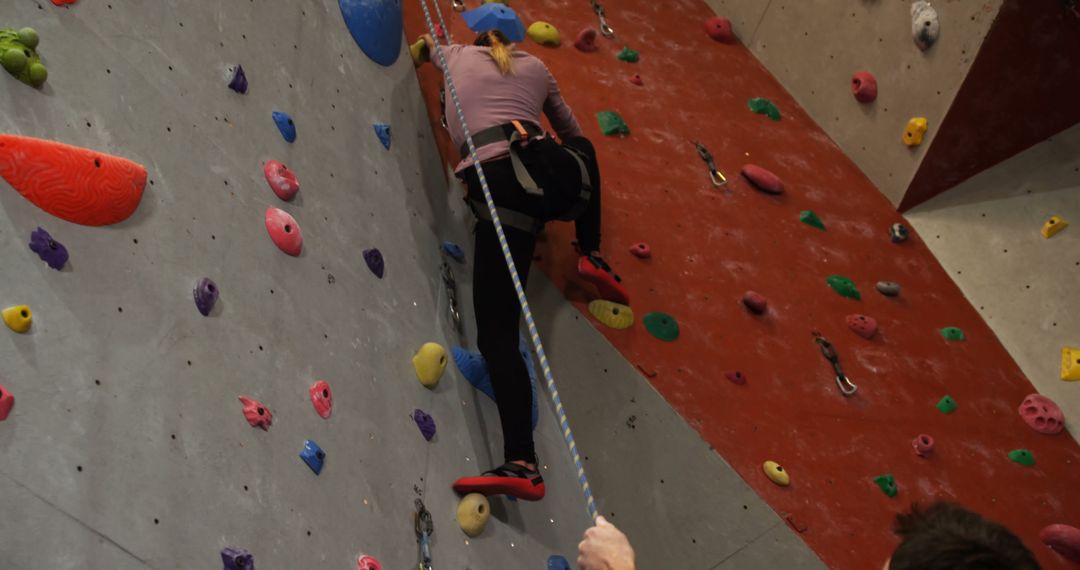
[912,434,934,457]
[873,474,898,497]
[643,312,679,342]
[299,439,326,475]
[889,223,910,243]
[1040,524,1080,563]
[1041,215,1068,238]
[1008,449,1035,467]
[0,27,48,87]
[264,208,303,256]
[597,111,630,136]
[363,248,384,278]
[939,327,965,341]
[703,16,734,43]
[741,164,784,195]
[451,338,539,429]
[409,39,430,68]
[272,111,296,143]
[936,395,957,414]
[228,65,248,94]
[1062,346,1080,381]
[0,384,13,421]
[193,278,219,316]
[742,291,767,314]
[851,71,877,103]
[263,160,300,201]
[902,117,928,146]
[574,28,599,52]
[457,493,491,537]
[413,342,447,388]
[548,555,572,570]
[846,314,878,339]
[0,135,148,226]
[373,123,391,150]
[221,546,255,570]
[237,396,272,430]
[876,281,901,297]
[747,98,781,121]
[629,242,651,258]
[800,210,826,230]
[911,1,940,51]
[338,0,404,66]
[1018,394,1064,435]
[2,305,31,333]
[357,555,383,570]
[588,300,634,330]
[616,47,639,62]
[413,409,436,441]
[725,370,746,385]
[51,0,78,5]
[433,23,446,39]
[527,21,561,47]
[310,380,333,419]
[28,227,68,270]
[627,74,643,86]
[825,275,860,300]
[461,2,527,42]
[762,461,790,486]
[442,241,465,262]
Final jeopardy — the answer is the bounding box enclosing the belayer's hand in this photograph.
[578,516,635,570]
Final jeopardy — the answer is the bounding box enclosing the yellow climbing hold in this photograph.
[456,493,491,537]
[1061,346,1080,381]
[1041,216,1068,239]
[527,21,561,47]
[409,38,429,68]
[902,117,928,146]
[2,305,32,333]
[413,342,447,388]
[763,460,790,486]
[587,300,634,330]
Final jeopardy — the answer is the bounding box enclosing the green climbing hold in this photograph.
[1008,449,1036,467]
[936,395,957,414]
[940,327,966,341]
[873,474,898,497]
[597,111,630,136]
[800,210,826,230]
[825,275,861,300]
[643,312,679,342]
[617,47,639,63]
[0,27,47,88]
[748,97,781,121]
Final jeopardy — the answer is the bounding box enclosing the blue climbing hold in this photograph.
[462,3,527,43]
[299,439,325,475]
[374,123,391,150]
[442,241,465,263]
[548,555,571,570]
[339,0,403,67]
[273,111,296,143]
[452,337,538,429]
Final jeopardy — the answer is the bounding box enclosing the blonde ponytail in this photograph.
[476,31,514,75]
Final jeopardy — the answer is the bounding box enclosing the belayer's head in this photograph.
[473,30,514,75]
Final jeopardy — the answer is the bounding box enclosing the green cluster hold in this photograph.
[800,210,826,230]
[940,327,966,341]
[825,275,861,300]
[873,474,898,497]
[597,111,630,137]
[1008,449,1035,467]
[616,47,639,63]
[1,27,47,88]
[748,97,781,121]
[643,312,679,342]
[936,395,957,414]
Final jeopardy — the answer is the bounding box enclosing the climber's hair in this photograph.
[888,502,1040,570]
[473,30,513,75]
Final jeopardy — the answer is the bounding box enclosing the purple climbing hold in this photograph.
[374,124,391,150]
[413,409,436,441]
[228,65,248,94]
[193,277,219,316]
[221,546,254,570]
[28,226,68,270]
[363,248,384,278]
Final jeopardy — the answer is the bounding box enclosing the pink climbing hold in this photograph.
[264,160,300,201]
[574,28,599,52]
[434,23,446,40]
[1040,524,1080,563]
[629,242,651,259]
[846,314,878,339]
[264,207,303,256]
[725,370,746,385]
[0,384,13,421]
[851,71,878,103]
[310,380,333,419]
[357,555,383,570]
[1018,394,1065,435]
[912,434,934,457]
[703,16,734,43]
[628,74,644,86]
[238,396,272,430]
[740,164,784,195]
[742,291,767,314]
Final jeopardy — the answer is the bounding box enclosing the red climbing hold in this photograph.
[434,23,446,40]
[912,434,934,457]
[1040,524,1080,563]
[725,370,746,385]
[0,135,147,226]
[742,291,767,314]
[264,160,299,201]
[703,16,734,43]
[264,207,303,256]
[51,0,77,5]
[846,314,878,339]
[310,380,333,419]
[1018,394,1064,435]
[0,384,13,421]
[574,28,599,52]
[740,164,784,195]
[628,74,643,86]
[238,396,272,430]
[629,242,651,259]
[357,555,383,570]
[851,71,878,103]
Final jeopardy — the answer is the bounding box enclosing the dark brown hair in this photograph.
[889,502,1040,570]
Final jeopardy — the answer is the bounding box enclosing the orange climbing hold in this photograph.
[0,135,147,226]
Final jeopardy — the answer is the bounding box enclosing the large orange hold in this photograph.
[0,135,147,226]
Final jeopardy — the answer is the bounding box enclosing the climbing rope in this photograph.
[417,0,600,523]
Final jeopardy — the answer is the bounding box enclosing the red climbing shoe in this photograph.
[577,254,630,305]
[453,463,546,502]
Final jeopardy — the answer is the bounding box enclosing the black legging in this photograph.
[463,136,601,464]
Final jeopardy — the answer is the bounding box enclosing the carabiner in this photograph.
[415,499,434,569]
[441,263,462,332]
[451,0,465,12]
[813,334,858,397]
[694,142,726,187]
[591,0,615,38]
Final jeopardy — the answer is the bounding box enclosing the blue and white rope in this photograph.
[417,0,599,523]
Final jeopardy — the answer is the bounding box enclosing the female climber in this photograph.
[416,15,627,502]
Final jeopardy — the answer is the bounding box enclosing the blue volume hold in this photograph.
[452,337,538,429]
[374,123,391,150]
[273,111,296,143]
[548,556,571,570]
[339,0,403,67]
[299,439,325,475]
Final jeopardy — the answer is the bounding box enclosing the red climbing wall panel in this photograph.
[404,2,1080,568]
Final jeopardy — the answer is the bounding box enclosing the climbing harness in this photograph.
[590,0,615,38]
[415,498,434,570]
[813,333,858,396]
[441,261,462,332]
[420,0,600,522]
[693,141,727,187]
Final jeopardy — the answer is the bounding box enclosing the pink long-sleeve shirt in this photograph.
[435,44,584,173]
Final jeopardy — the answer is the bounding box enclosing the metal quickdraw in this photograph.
[813,333,858,396]
[693,141,727,187]
[441,262,462,333]
[415,498,434,570]
[451,0,464,12]
[591,0,615,38]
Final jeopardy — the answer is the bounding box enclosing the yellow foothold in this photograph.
[1061,346,1080,381]
[763,460,790,486]
[902,117,928,146]
[409,38,430,68]
[413,342,448,388]
[456,493,491,537]
[2,305,32,333]
[526,21,562,47]
[587,300,634,330]
[1041,216,1068,239]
